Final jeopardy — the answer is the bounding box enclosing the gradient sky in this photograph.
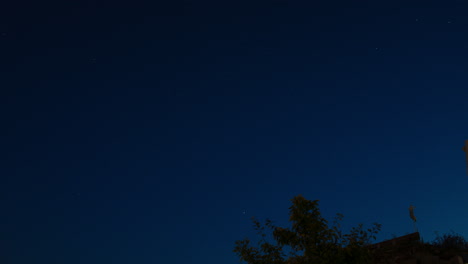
[2,1,468,264]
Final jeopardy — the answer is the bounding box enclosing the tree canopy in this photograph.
[234,195,381,264]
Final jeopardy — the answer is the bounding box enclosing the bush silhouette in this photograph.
[431,232,468,256]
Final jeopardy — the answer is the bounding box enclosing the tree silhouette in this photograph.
[234,195,381,264]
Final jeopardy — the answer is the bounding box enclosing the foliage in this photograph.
[234,195,381,264]
[431,231,468,256]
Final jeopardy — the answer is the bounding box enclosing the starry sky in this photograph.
[2,1,468,264]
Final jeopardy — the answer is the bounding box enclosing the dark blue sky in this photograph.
[2,1,468,263]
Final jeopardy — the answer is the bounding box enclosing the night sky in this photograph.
[2,1,468,264]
